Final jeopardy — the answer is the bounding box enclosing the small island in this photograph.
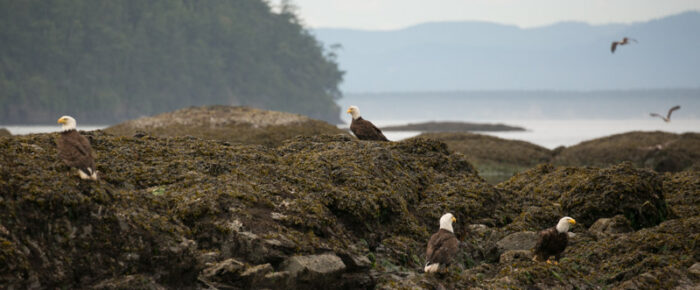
[381,121,525,132]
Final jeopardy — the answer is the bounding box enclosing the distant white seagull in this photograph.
[611,37,637,53]
[650,105,680,122]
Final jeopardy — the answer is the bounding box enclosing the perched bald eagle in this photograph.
[533,217,576,264]
[424,213,459,273]
[56,116,98,180]
[346,106,389,141]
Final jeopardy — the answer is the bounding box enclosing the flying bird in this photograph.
[611,37,637,53]
[650,105,681,122]
[533,217,576,265]
[424,213,460,273]
[346,106,389,141]
[56,116,98,180]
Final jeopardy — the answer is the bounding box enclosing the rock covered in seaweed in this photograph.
[104,105,347,146]
[0,131,697,289]
[552,131,700,172]
[498,162,669,230]
[0,132,499,289]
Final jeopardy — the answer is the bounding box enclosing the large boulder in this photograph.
[498,162,669,230]
[560,163,667,229]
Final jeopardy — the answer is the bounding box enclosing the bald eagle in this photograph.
[533,217,576,264]
[424,213,459,272]
[56,116,98,180]
[346,106,389,141]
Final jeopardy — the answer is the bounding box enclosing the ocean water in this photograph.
[342,119,700,149]
[3,125,108,136]
[4,119,699,149]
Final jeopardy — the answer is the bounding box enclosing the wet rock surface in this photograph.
[0,131,698,289]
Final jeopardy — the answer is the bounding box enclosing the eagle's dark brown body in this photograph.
[57,129,96,178]
[534,227,568,262]
[350,117,389,141]
[425,229,459,269]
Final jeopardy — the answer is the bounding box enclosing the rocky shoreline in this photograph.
[1,128,698,288]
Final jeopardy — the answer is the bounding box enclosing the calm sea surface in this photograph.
[340,119,700,149]
[4,119,699,149]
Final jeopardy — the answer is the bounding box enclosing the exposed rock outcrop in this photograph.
[0,130,697,289]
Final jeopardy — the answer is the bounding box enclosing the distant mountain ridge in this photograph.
[314,11,700,92]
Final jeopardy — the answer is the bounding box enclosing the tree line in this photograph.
[0,0,344,124]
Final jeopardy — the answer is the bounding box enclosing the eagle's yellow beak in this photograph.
[452,217,457,223]
[569,219,576,225]
[346,108,352,113]
[57,117,66,124]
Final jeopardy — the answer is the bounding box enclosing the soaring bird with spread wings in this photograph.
[650,105,681,122]
[611,37,637,53]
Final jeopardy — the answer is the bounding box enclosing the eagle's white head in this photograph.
[439,213,457,233]
[346,106,361,120]
[57,116,77,131]
[556,216,576,233]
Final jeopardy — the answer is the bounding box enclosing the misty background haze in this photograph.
[2,0,699,148]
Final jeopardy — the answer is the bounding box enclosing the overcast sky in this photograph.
[277,0,700,30]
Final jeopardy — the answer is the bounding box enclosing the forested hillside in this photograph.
[0,0,344,124]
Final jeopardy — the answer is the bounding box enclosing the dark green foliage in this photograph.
[0,0,344,124]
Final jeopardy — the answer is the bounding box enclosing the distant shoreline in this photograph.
[381,121,525,132]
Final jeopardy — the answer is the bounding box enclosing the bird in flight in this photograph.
[650,105,681,122]
[611,37,637,53]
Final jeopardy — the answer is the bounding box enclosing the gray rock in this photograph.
[240,263,273,286]
[589,215,634,234]
[499,250,534,264]
[281,253,346,284]
[259,271,291,288]
[339,252,372,270]
[496,231,538,253]
[197,251,221,265]
[199,258,246,283]
[689,262,700,277]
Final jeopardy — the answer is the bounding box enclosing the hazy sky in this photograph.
[279,0,700,30]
